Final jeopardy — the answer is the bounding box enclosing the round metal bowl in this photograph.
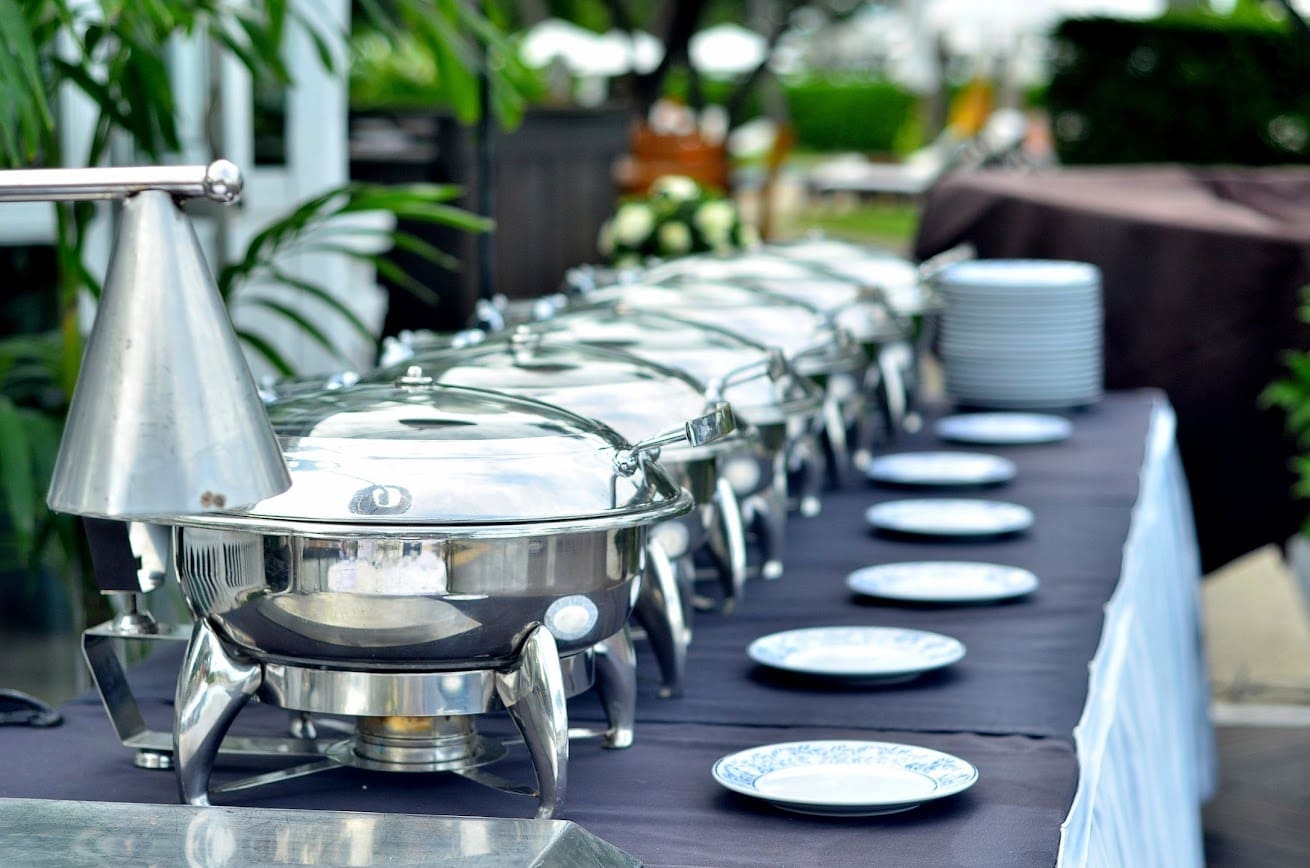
[170,381,694,669]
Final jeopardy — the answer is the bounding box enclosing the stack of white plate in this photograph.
[937,260,1103,410]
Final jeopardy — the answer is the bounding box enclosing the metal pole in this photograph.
[0,161,243,204]
[474,26,496,310]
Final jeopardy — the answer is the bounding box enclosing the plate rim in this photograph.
[935,413,1073,445]
[865,498,1035,536]
[865,451,1017,486]
[845,560,1040,602]
[747,625,967,678]
[711,738,981,809]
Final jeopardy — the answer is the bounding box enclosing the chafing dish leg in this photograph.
[750,486,787,581]
[707,478,747,610]
[633,541,687,698]
[592,628,636,748]
[173,621,262,806]
[822,393,854,487]
[797,434,825,518]
[496,626,568,820]
[877,346,908,440]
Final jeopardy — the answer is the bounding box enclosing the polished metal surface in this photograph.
[578,281,866,378]
[174,381,688,533]
[174,622,263,806]
[615,402,736,474]
[174,524,644,665]
[0,160,242,203]
[0,798,641,866]
[169,621,594,817]
[632,539,688,698]
[257,650,595,716]
[495,625,570,819]
[350,715,507,769]
[530,308,824,428]
[47,189,289,519]
[592,628,637,749]
[370,337,748,464]
[708,477,748,609]
[640,251,909,343]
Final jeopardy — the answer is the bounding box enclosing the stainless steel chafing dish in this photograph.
[574,280,866,380]
[639,252,907,344]
[524,308,824,580]
[369,333,759,696]
[765,239,948,318]
[161,377,732,818]
[570,282,870,494]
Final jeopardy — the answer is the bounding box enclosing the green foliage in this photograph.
[217,182,490,374]
[1047,12,1310,165]
[1261,287,1310,533]
[784,77,918,154]
[352,0,542,127]
[662,70,920,155]
[0,1,497,614]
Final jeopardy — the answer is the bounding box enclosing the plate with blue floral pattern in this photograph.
[846,561,1039,605]
[748,626,965,684]
[712,739,979,816]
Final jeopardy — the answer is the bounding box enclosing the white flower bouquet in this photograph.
[598,175,756,267]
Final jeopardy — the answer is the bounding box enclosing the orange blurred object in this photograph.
[616,122,730,196]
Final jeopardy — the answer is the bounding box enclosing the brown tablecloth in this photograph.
[915,166,1310,571]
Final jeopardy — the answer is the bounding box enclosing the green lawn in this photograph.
[790,201,922,254]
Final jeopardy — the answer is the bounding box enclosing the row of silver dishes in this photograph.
[57,159,937,826]
[369,332,759,697]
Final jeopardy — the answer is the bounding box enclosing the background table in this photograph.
[0,392,1212,867]
[914,166,1310,572]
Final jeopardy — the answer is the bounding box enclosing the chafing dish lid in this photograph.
[533,309,823,425]
[767,240,942,315]
[180,381,691,530]
[369,338,748,461]
[647,252,909,341]
[580,282,866,375]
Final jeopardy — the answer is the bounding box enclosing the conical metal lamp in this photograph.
[47,188,290,518]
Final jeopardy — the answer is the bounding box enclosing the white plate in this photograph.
[866,498,1034,538]
[935,413,1073,445]
[866,451,1016,487]
[938,259,1100,288]
[846,561,1039,604]
[748,626,966,683]
[712,740,979,816]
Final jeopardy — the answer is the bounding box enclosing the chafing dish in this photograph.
[571,282,868,499]
[524,308,824,580]
[370,333,759,696]
[157,377,732,818]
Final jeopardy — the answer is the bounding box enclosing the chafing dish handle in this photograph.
[917,242,976,282]
[82,517,143,593]
[614,403,737,474]
[705,350,790,402]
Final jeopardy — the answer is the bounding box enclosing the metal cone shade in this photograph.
[47,190,290,518]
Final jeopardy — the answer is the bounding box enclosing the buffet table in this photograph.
[0,391,1212,867]
[914,167,1310,572]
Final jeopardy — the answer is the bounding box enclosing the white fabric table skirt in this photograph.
[1059,399,1217,867]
